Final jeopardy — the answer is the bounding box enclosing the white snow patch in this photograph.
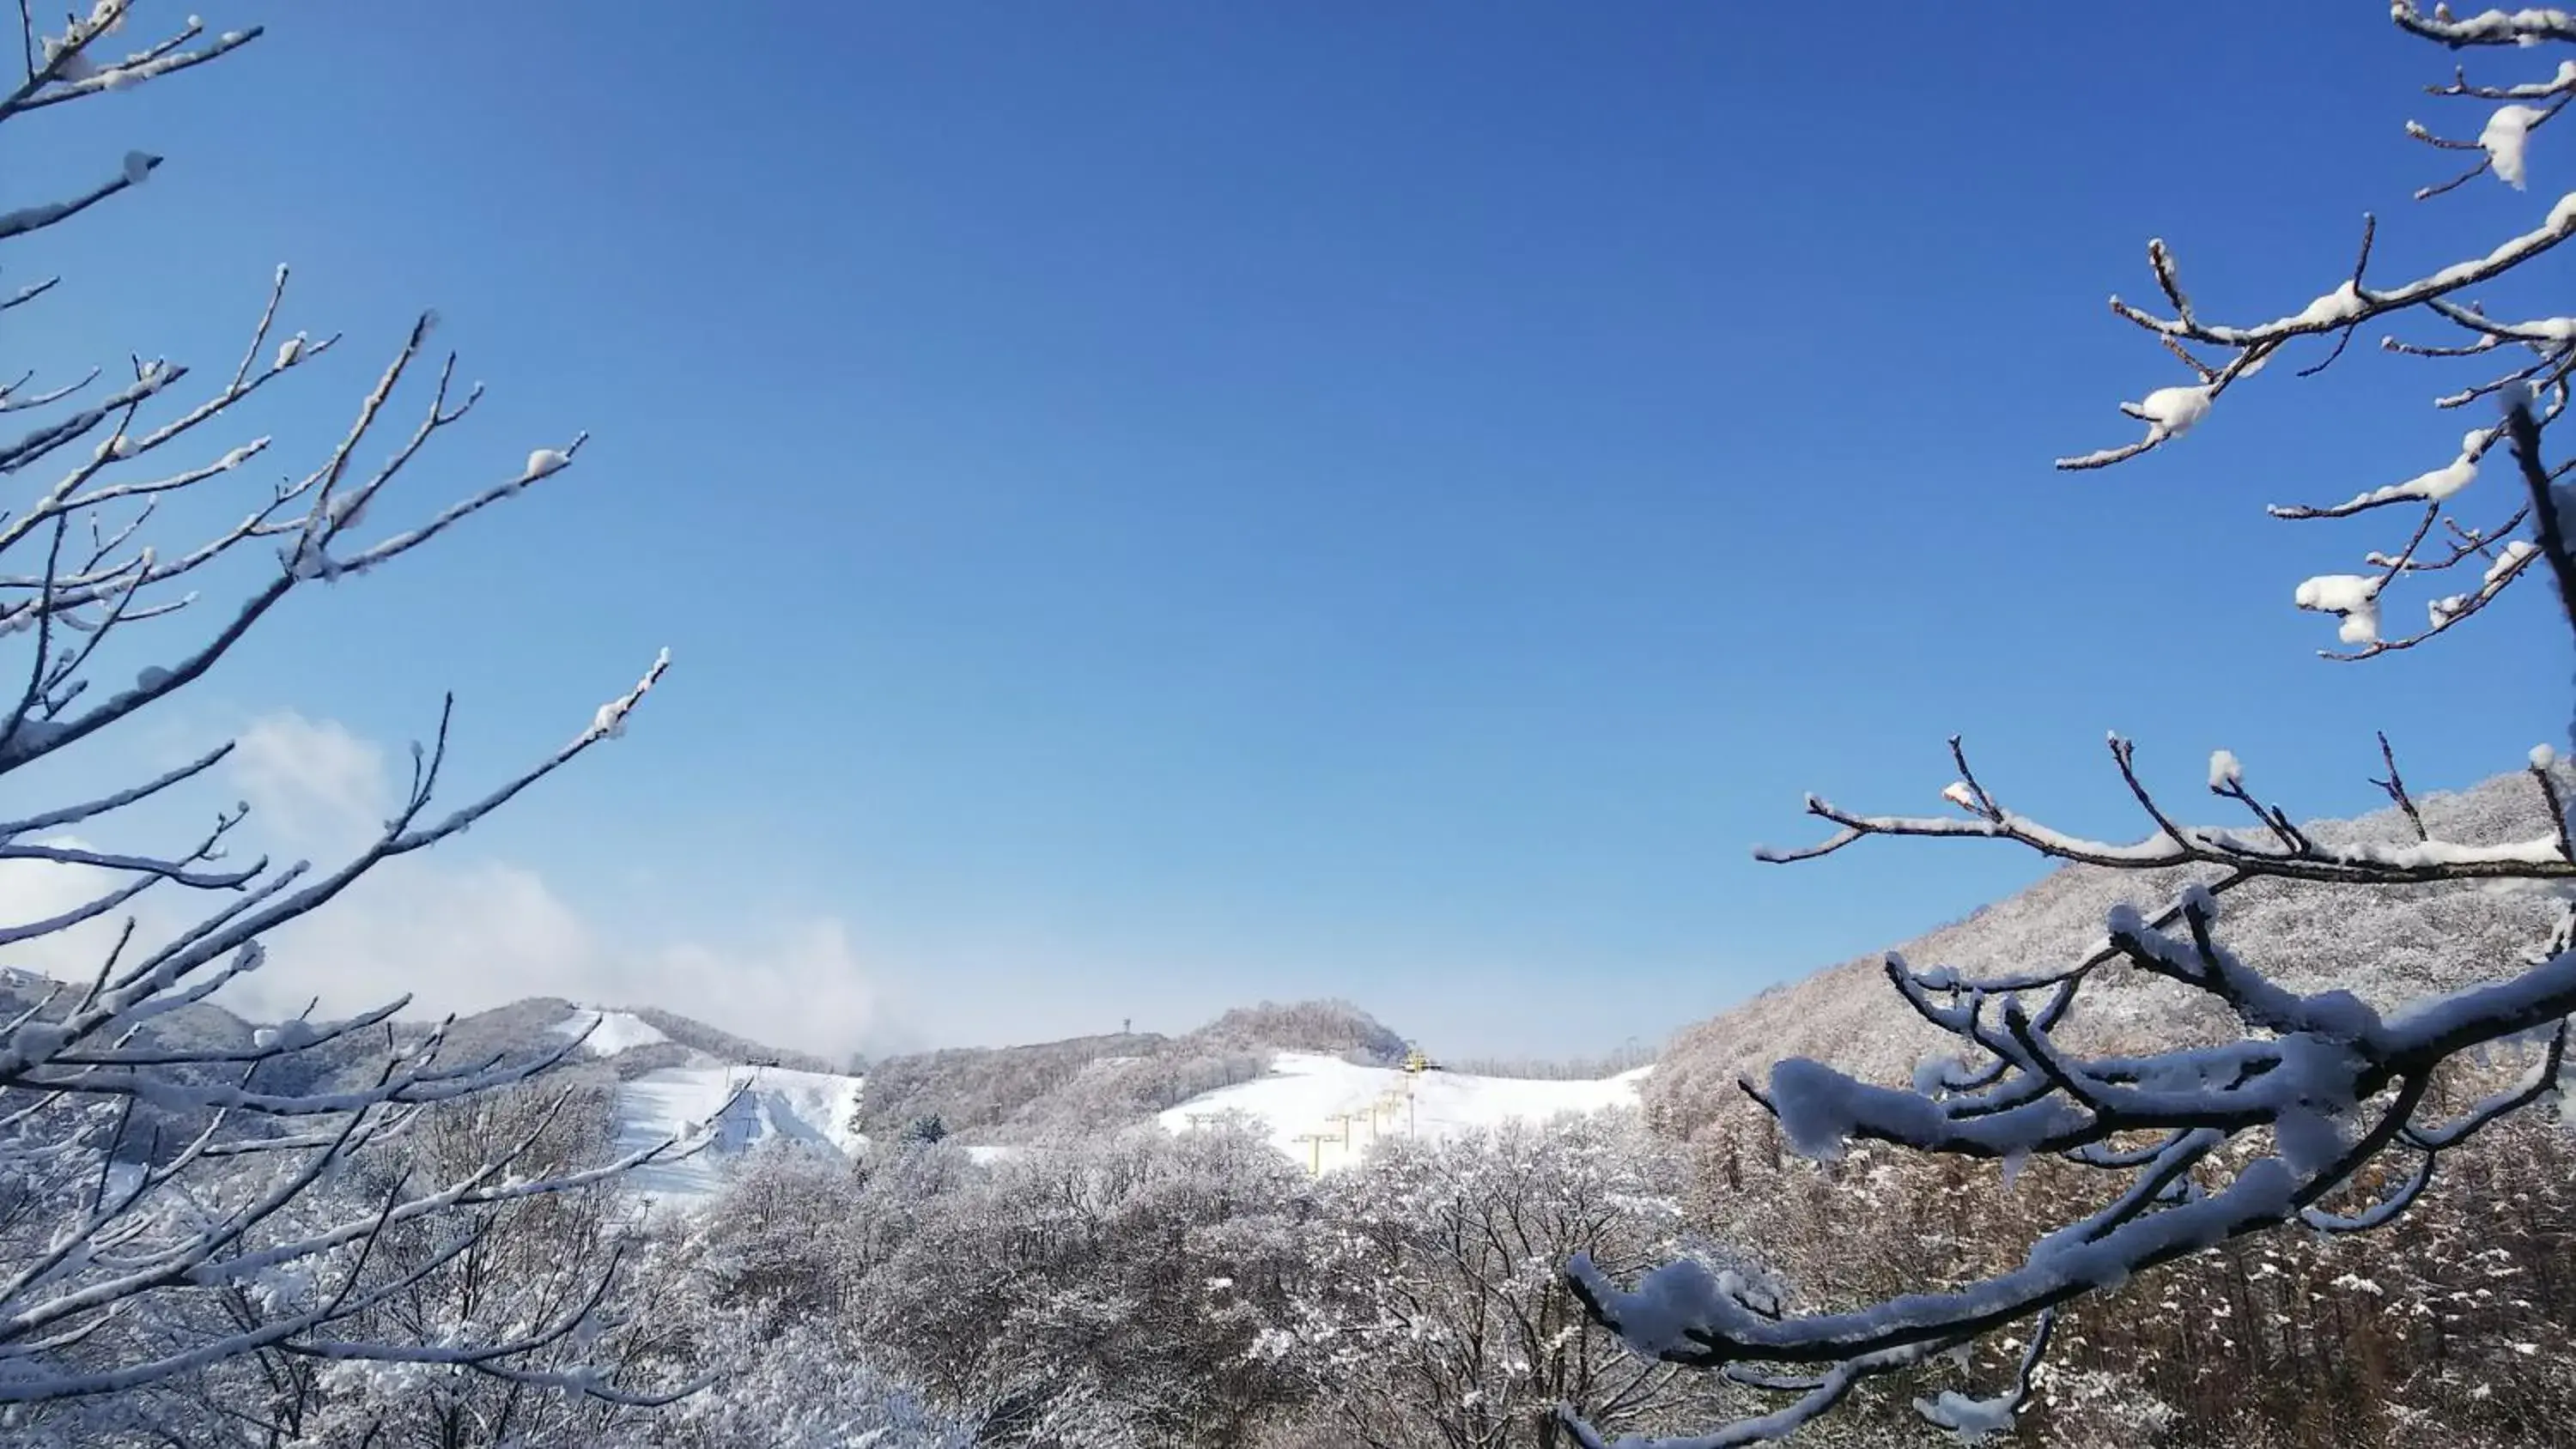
[2123,384,2213,442]
[2208,749,2243,791]
[2484,104,2548,189]
[610,1062,869,1203]
[2490,539,2539,590]
[2294,573,2383,646]
[43,36,96,82]
[1914,1386,2022,1443]
[2335,450,2480,513]
[1158,1052,1650,1173]
[2287,280,2365,330]
[547,1009,669,1057]
[100,1158,143,1203]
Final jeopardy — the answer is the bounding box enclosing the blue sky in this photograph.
[3,3,2569,1058]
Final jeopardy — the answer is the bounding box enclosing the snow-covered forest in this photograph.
[9,2,2576,1446]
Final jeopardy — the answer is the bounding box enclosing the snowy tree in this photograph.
[850,1121,1316,1446]
[620,1308,975,1449]
[0,5,694,1441]
[1567,8,2576,1445]
[533,1144,975,1449]
[1264,1113,1713,1449]
[188,1077,708,1447]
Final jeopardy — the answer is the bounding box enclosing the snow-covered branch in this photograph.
[0,5,701,1429]
[2053,3,2576,663]
[1573,882,2574,1388]
[1764,732,2572,886]
[2393,3,2576,50]
[1577,11,2576,1443]
[1593,728,2576,1433]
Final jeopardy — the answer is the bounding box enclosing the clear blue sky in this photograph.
[5,3,2568,1058]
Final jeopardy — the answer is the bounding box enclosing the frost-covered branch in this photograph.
[0,5,702,1429]
[2394,3,2576,50]
[1580,11,2576,1441]
[2053,3,2576,661]
[1572,884,2576,1383]
[1583,749,2576,1428]
[1764,732,2570,886]
[1554,1327,1990,1449]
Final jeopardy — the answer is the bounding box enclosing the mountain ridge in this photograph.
[1643,763,2570,1139]
[19,765,2551,1195]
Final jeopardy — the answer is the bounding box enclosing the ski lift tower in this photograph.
[1292,1131,1332,1175]
[1399,1043,1431,1137]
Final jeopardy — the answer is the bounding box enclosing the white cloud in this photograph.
[229,714,387,853]
[627,920,885,1061]
[0,712,892,1060]
[0,834,131,984]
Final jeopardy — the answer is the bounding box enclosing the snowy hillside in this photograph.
[538,1007,870,1202]
[548,1007,669,1056]
[1647,764,2574,1138]
[1159,1050,1650,1172]
[611,1059,871,1198]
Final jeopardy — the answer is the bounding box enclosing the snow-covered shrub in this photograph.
[856,1029,1168,1137]
[1262,1110,1720,1446]
[857,999,1406,1145]
[629,1309,973,1449]
[851,1120,1318,1446]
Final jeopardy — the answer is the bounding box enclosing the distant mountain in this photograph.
[856,997,1411,1143]
[0,975,1467,1202]
[1646,765,2570,1140]
[406,999,871,1202]
[612,1004,841,1075]
[854,1028,1169,1140]
[425,997,837,1079]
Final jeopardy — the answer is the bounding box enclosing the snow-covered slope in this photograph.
[611,1059,871,1199]
[1647,765,2573,1140]
[533,1006,869,1203]
[1159,1051,1650,1173]
[547,1008,668,1056]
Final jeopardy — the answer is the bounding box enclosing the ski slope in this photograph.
[547,1008,669,1057]
[542,1009,870,1203]
[610,1060,872,1199]
[1158,1052,1651,1173]
[547,1005,1648,1199]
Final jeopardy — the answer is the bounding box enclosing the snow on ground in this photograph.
[540,1001,912,1205]
[610,1061,870,1201]
[1159,1052,1652,1173]
[591,1041,1643,1203]
[547,1007,669,1057]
